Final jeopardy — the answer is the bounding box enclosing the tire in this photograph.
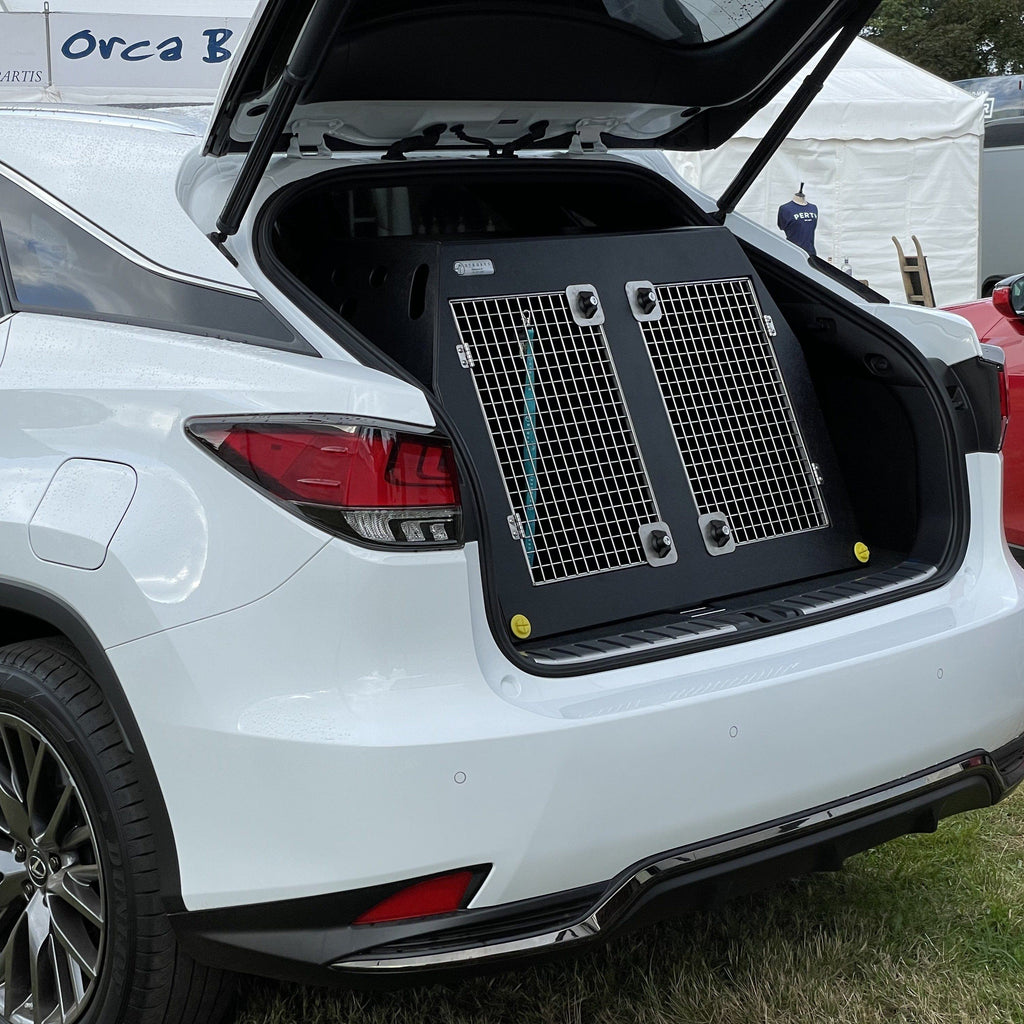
[0,638,235,1024]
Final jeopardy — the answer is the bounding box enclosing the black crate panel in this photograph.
[433,228,862,641]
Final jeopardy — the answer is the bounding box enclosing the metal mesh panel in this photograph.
[451,292,661,585]
[640,278,828,545]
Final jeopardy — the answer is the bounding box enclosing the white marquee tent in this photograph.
[0,10,986,303]
[670,38,986,304]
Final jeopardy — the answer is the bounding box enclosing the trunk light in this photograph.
[187,417,462,547]
[353,870,476,925]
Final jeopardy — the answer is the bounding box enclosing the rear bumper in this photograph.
[105,453,1024,919]
[171,735,1024,986]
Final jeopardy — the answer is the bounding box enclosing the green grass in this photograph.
[235,789,1024,1024]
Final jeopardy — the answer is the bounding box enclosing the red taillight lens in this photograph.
[353,870,476,926]
[215,426,459,507]
[188,417,462,547]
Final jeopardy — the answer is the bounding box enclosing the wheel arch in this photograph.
[0,578,184,912]
[982,275,1007,298]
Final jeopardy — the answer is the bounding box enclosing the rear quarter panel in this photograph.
[0,312,435,646]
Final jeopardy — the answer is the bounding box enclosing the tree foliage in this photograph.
[863,0,1024,80]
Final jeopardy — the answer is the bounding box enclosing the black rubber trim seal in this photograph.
[0,580,184,913]
[253,158,970,679]
[944,354,1006,454]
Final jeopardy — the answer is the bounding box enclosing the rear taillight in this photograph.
[187,416,462,547]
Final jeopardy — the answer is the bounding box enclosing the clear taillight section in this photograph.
[187,416,462,548]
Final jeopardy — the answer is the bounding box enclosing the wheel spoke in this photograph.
[0,727,24,801]
[48,937,74,1023]
[26,894,50,1023]
[1,913,24,1018]
[0,777,29,846]
[0,713,106,1024]
[53,873,102,931]
[48,907,96,983]
[23,741,46,832]
[63,866,97,885]
[0,868,29,909]
[36,788,73,851]
[57,828,89,856]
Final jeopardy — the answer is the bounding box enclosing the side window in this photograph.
[0,173,309,353]
[0,257,9,318]
[1,181,102,313]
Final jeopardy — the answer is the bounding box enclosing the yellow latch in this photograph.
[510,614,533,640]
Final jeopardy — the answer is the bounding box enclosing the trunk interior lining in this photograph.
[258,160,962,665]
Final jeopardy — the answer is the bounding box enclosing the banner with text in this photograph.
[0,14,48,93]
[49,14,249,93]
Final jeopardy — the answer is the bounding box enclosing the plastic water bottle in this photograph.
[841,256,853,276]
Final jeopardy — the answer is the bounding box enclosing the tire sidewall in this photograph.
[0,660,134,1024]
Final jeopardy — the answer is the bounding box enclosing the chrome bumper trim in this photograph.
[332,752,998,973]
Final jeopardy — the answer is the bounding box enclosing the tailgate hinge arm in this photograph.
[567,119,615,155]
[210,0,355,244]
[714,19,863,224]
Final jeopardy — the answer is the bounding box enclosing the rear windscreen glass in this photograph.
[601,1,774,43]
[348,1,776,44]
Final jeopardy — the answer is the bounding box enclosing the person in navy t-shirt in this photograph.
[777,185,819,256]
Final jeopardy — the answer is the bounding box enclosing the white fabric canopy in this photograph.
[2,1,255,13]
[0,13,984,303]
[671,38,986,304]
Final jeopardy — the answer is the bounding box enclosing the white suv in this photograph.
[0,2,1020,1023]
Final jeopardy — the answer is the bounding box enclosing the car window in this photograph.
[346,1,776,44]
[601,0,774,43]
[0,173,311,354]
[243,0,780,99]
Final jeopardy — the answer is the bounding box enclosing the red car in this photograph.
[947,274,1024,560]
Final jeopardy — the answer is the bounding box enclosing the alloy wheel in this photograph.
[0,712,106,1023]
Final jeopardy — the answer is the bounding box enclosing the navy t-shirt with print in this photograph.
[777,201,819,256]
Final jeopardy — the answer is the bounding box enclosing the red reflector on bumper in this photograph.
[353,871,476,926]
